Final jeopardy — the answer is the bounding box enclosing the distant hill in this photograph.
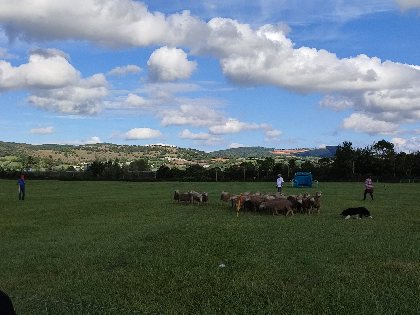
[0,141,338,169]
[210,146,338,158]
[0,141,208,164]
[295,146,338,158]
[209,146,275,158]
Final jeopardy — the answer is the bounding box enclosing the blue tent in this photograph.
[292,172,313,188]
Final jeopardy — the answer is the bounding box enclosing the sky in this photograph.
[0,0,419,152]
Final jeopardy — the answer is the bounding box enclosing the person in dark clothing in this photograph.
[17,174,26,200]
[0,290,16,315]
[363,175,374,200]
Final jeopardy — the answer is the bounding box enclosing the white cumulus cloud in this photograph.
[28,73,108,115]
[0,0,205,47]
[124,93,149,107]
[147,46,197,82]
[160,104,224,127]
[342,113,399,135]
[391,136,420,153]
[30,126,55,135]
[179,129,212,140]
[0,49,109,115]
[209,118,264,135]
[0,49,79,91]
[125,128,162,140]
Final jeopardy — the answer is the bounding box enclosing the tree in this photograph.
[22,155,38,171]
[371,139,396,178]
[288,159,297,177]
[88,160,105,177]
[256,157,275,180]
[129,159,150,171]
[239,161,257,180]
[185,164,206,181]
[332,141,356,180]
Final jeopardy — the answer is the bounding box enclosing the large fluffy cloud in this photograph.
[0,49,79,91]
[342,113,399,135]
[0,49,109,115]
[0,0,204,47]
[28,73,108,115]
[147,46,197,82]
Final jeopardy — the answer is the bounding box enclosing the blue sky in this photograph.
[0,0,419,152]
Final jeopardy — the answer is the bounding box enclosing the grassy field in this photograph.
[0,179,419,314]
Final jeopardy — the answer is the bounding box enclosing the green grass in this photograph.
[1,180,419,314]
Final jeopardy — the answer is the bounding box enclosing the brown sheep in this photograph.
[301,193,312,214]
[243,195,264,212]
[287,195,302,213]
[311,191,322,214]
[220,191,231,202]
[259,199,294,216]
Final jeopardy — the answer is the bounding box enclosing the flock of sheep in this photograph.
[221,191,322,217]
[173,189,322,217]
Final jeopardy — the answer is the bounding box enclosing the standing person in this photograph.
[17,174,26,200]
[363,175,374,200]
[276,174,284,193]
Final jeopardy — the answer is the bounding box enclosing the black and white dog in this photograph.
[341,207,373,219]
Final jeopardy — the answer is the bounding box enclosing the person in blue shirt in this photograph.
[17,174,26,200]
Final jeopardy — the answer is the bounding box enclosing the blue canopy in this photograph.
[293,172,313,188]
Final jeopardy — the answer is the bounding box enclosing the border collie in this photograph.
[341,207,373,219]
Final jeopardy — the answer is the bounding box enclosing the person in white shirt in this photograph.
[276,174,284,193]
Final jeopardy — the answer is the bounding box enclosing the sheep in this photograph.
[174,190,180,202]
[174,190,193,203]
[220,191,231,202]
[243,195,264,212]
[287,195,303,213]
[201,192,209,203]
[259,199,294,216]
[235,195,246,217]
[301,193,312,214]
[311,191,322,214]
[229,195,241,208]
[263,194,276,201]
[190,191,203,204]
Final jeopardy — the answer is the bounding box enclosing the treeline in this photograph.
[1,140,419,182]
